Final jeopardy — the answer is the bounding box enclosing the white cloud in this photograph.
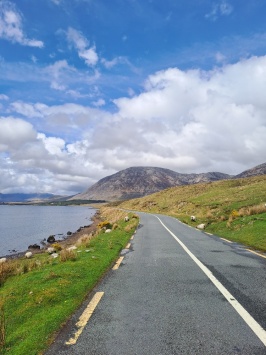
[45,60,76,91]
[0,94,9,100]
[205,1,233,21]
[0,0,44,47]
[0,117,37,151]
[2,56,266,194]
[10,101,46,118]
[92,98,105,107]
[67,27,98,66]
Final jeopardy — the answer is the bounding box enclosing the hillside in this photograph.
[0,193,63,203]
[72,166,231,201]
[119,174,266,251]
[234,162,266,178]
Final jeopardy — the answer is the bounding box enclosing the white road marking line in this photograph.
[220,237,233,243]
[205,232,213,235]
[156,216,266,347]
[112,256,124,270]
[126,243,131,249]
[247,249,266,259]
[65,292,104,345]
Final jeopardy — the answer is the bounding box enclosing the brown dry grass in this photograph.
[60,249,77,262]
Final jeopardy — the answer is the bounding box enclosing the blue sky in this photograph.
[1,0,266,195]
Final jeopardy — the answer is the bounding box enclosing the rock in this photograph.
[47,247,55,254]
[197,223,206,230]
[28,243,41,249]
[25,251,33,258]
[124,216,129,222]
[47,235,55,243]
[190,215,196,222]
[50,253,58,258]
[67,246,77,251]
[0,258,7,264]
[67,231,72,236]
[105,229,112,233]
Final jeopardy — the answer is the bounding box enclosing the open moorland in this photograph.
[119,175,266,252]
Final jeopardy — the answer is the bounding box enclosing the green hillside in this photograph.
[119,175,266,252]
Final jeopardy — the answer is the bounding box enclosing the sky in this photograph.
[0,0,266,195]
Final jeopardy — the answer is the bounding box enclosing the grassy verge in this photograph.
[119,175,266,252]
[0,208,138,355]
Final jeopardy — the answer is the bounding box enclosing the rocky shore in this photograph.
[4,210,102,260]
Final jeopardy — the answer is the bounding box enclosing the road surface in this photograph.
[46,212,266,354]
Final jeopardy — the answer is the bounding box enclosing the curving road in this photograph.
[46,212,266,354]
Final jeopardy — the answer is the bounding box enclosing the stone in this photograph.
[47,235,55,243]
[28,243,41,249]
[25,251,33,258]
[197,223,206,230]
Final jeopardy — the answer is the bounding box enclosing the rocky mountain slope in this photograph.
[72,166,232,201]
[234,162,266,178]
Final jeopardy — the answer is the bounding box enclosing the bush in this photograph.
[51,243,62,252]
[98,221,112,230]
[60,249,77,262]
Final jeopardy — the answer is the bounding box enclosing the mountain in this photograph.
[0,193,63,203]
[71,166,232,202]
[234,162,266,179]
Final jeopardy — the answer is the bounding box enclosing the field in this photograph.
[0,208,138,354]
[119,175,266,252]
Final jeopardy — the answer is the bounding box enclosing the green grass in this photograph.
[120,175,266,252]
[0,211,138,354]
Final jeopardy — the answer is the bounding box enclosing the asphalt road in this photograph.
[46,212,266,354]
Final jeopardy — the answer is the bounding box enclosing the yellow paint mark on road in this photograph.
[66,292,104,346]
[247,249,266,259]
[220,238,233,244]
[112,256,124,270]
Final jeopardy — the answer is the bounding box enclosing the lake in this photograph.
[0,205,97,257]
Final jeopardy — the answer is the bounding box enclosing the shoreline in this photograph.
[2,210,102,260]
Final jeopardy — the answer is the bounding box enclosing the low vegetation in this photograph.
[119,175,266,251]
[0,208,138,355]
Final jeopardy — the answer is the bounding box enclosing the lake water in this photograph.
[0,205,97,257]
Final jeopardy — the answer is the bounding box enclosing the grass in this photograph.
[119,175,266,252]
[0,208,138,354]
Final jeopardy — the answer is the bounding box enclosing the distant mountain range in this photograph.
[0,193,63,203]
[71,162,266,202]
[1,163,265,203]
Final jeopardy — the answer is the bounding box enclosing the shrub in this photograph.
[112,223,119,230]
[60,249,77,262]
[98,221,112,230]
[231,210,239,219]
[247,204,266,216]
[76,234,93,248]
[51,243,62,252]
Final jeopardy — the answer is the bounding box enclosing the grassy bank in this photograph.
[0,208,138,354]
[119,175,266,252]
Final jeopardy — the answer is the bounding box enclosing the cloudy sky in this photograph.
[0,0,266,195]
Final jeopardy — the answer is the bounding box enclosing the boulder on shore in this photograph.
[28,243,41,249]
[47,235,56,243]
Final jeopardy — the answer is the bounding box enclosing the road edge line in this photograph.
[65,292,104,345]
[156,216,266,347]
